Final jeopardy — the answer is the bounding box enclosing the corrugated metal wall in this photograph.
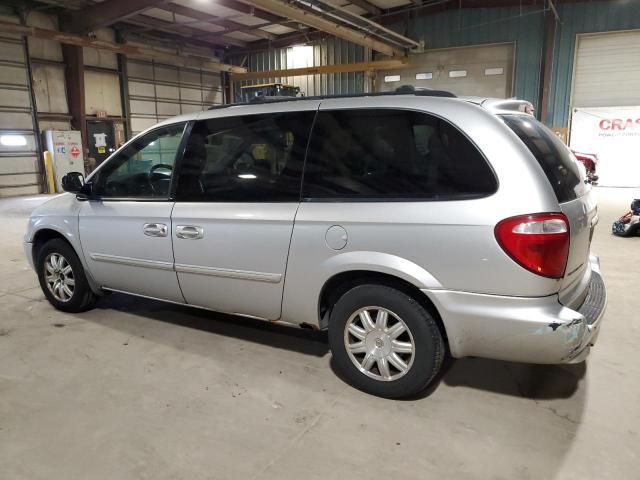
[0,14,40,197]
[127,59,223,134]
[232,38,367,97]
[400,6,545,111]
[26,11,70,133]
[547,1,640,128]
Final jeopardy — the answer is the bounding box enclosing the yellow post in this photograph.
[43,151,56,193]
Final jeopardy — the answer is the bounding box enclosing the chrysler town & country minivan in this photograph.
[25,90,607,398]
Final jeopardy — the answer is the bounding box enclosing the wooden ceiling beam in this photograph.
[230,58,409,81]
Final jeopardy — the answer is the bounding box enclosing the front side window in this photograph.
[303,109,496,199]
[175,112,315,202]
[92,123,186,198]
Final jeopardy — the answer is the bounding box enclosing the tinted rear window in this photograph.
[502,114,582,203]
[303,109,497,200]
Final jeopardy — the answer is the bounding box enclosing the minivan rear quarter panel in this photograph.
[280,97,567,327]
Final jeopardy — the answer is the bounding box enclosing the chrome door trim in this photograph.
[143,223,168,237]
[90,253,174,271]
[174,263,282,283]
[176,225,204,239]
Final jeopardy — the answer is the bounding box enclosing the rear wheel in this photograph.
[36,239,96,313]
[328,284,444,398]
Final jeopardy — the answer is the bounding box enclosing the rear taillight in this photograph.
[495,213,570,279]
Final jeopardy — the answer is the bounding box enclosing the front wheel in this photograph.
[36,239,97,313]
[328,284,444,398]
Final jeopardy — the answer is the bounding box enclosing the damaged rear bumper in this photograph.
[423,256,607,364]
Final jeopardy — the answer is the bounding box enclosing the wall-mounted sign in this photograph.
[570,106,640,187]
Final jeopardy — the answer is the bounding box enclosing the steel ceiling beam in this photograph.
[346,0,382,16]
[127,14,248,48]
[159,3,277,41]
[202,0,300,27]
[0,19,246,73]
[67,0,169,33]
[306,0,422,49]
[237,0,405,56]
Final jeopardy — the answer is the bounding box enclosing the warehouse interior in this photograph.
[1,0,640,478]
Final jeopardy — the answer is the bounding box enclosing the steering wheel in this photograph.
[150,163,173,176]
[149,163,173,195]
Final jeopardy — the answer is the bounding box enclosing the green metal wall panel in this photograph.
[547,1,640,127]
[228,2,639,128]
[231,38,365,97]
[399,6,546,110]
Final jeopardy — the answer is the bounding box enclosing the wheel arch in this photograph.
[31,227,102,295]
[32,228,71,257]
[317,270,449,349]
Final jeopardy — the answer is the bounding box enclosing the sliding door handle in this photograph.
[143,223,168,237]
[176,225,204,240]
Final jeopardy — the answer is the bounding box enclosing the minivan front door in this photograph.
[79,123,187,302]
[171,107,318,319]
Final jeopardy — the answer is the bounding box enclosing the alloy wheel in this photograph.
[343,306,415,382]
[44,253,75,302]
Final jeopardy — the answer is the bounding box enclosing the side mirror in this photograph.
[61,172,84,193]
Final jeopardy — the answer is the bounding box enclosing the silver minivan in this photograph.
[25,91,607,398]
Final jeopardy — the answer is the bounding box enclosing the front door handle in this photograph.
[143,223,168,237]
[176,225,204,240]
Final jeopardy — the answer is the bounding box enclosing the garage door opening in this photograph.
[375,43,514,99]
[569,30,640,188]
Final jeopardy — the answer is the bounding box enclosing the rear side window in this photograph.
[502,115,582,203]
[175,111,315,202]
[302,109,496,200]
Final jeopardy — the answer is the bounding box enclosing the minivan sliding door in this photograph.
[171,105,319,320]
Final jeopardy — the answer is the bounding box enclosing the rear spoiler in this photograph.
[480,98,535,116]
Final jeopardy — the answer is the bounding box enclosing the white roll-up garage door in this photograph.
[572,30,640,108]
[127,60,223,135]
[569,30,640,187]
[0,23,40,197]
[376,43,514,98]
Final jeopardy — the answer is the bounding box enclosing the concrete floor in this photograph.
[0,188,639,480]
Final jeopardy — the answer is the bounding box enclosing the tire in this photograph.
[36,238,97,313]
[328,284,444,399]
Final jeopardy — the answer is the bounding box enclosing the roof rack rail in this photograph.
[208,86,456,110]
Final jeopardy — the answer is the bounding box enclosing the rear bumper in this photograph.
[424,255,607,364]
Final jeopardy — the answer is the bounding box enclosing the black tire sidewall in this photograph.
[36,239,95,313]
[328,284,444,398]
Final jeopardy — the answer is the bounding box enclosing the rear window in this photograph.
[302,109,497,200]
[502,114,582,203]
